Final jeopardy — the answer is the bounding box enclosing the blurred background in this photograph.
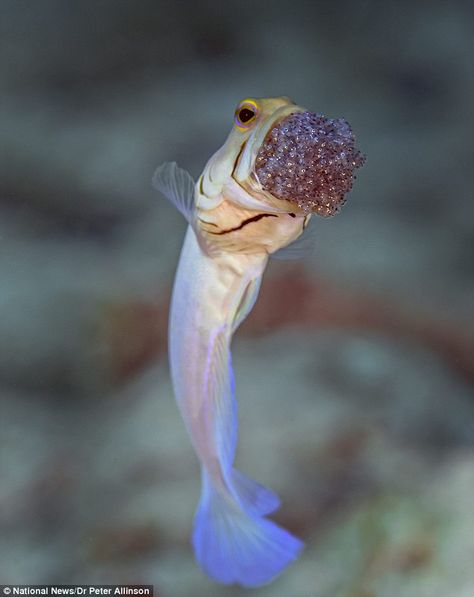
[1,0,473,595]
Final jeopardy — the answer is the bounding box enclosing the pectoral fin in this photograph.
[152,161,196,223]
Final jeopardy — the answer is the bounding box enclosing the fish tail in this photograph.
[192,469,303,587]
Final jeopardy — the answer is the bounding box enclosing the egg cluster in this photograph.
[255,111,365,216]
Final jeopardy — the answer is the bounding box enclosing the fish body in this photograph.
[154,96,364,586]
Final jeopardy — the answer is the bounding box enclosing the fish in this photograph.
[153,96,365,587]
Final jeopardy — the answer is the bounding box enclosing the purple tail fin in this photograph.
[192,470,303,587]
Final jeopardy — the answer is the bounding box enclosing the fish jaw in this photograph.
[195,197,307,255]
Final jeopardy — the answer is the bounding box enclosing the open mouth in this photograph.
[254,111,365,217]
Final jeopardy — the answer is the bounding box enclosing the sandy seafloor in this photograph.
[1,1,473,595]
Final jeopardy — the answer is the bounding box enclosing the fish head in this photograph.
[198,96,365,218]
[199,96,299,211]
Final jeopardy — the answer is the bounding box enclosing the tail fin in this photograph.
[192,470,303,587]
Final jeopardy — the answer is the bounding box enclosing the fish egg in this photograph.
[255,111,365,216]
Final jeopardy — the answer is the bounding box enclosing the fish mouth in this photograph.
[254,111,365,217]
[231,104,306,211]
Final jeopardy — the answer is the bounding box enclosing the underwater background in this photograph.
[1,0,473,595]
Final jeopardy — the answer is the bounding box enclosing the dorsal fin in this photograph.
[152,162,196,224]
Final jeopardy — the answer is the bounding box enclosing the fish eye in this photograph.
[238,108,255,123]
[234,99,259,130]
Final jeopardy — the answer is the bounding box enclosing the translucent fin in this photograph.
[193,471,303,587]
[232,468,280,516]
[271,216,316,260]
[152,161,195,223]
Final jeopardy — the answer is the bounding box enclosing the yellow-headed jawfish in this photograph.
[153,96,365,587]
